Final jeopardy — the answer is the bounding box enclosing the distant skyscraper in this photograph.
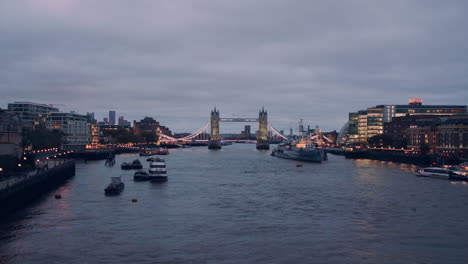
[109,110,116,125]
[103,117,108,123]
[299,119,304,134]
[245,125,251,136]
[86,112,95,122]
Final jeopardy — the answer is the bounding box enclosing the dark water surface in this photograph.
[1,144,468,264]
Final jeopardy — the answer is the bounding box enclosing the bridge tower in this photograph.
[256,107,269,150]
[208,107,222,149]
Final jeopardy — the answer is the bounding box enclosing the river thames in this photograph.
[1,144,468,264]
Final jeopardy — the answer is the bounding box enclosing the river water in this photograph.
[1,144,468,264]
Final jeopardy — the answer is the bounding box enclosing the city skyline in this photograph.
[2,1,468,132]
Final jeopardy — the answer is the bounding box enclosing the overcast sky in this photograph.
[1,0,467,133]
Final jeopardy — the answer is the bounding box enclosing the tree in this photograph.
[142,132,158,143]
[22,128,64,149]
[393,138,408,149]
[116,131,138,144]
[420,143,430,155]
[368,134,393,148]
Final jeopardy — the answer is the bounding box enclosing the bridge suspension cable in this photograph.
[159,122,211,142]
[310,133,334,143]
[267,123,288,140]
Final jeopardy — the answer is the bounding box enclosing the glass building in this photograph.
[346,99,467,144]
[7,102,59,127]
[46,112,90,150]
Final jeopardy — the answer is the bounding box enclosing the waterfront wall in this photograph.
[0,160,75,214]
[327,148,463,166]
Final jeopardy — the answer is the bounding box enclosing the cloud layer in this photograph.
[1,0,467,132]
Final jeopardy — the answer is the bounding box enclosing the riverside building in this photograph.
[346,99,467,144]
[46,112,90,150]
[7,102,59,128]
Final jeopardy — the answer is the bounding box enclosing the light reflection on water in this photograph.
[1,144,468,264]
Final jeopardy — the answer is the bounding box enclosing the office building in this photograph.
[109,110,116,125]
[0,109,22,158]
[118,116,131,127]
[7,102,59,128]
[133,117,172,137]
[86,112,95,123]
[46,112,90,150]
[346,99,467,144]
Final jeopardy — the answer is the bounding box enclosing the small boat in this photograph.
[154,148,169,155]
[449,172,468,181]
[121,159,143,170]
[134,170,149,181]
[447,164,468,181]
[139,149,154,156]
[148,158,168,182]
[147,157,155,162]
[416,167,451,179]
[105,176,124,195]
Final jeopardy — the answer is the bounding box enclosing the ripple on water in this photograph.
[1,146,468,264]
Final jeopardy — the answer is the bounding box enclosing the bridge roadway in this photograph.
[219,118,258,122]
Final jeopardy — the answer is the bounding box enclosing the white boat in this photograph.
[416,167,452,179]
[148,158,167,182]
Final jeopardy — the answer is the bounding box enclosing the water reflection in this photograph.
[1,146,468,264]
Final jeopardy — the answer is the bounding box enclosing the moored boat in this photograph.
[134,170,149,181]
[139,149,154,156]
[105,176,124,195]
[121,159,143,170]
[155,148,169,155]
[271,139,326,162]
[416,167,451,179]
[148,158,168,182]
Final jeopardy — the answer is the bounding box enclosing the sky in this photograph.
[1,0,467,134]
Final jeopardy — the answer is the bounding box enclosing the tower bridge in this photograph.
[158,108,287,150]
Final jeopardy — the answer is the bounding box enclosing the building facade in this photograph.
[436,117,468,157]
[46,112,90,150]
[7,102,59,128]
[133,117,172,138]
[0,109,22,158]
[109,110,116,125]
[346,99,467,144]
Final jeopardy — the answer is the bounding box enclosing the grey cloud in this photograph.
[1,0,468,133]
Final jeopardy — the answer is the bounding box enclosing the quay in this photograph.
[0,160,75,214]
[325,147,463,166]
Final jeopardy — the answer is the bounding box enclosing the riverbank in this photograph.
[0,160,75,214]
[325,147,463,166]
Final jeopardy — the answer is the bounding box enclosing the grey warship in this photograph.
[271,140,326,162]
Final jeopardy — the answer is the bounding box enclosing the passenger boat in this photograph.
[134,170,149,181]
[121,159,143,170]
[416,167,451,179]
[105,176,124,195]
[148,158,168,182]
[271,139,327,162]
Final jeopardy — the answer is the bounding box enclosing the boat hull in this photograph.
[104,183,124,195]
[134,175,149,181]
[150,176,168,182]
[272,149,323,162]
